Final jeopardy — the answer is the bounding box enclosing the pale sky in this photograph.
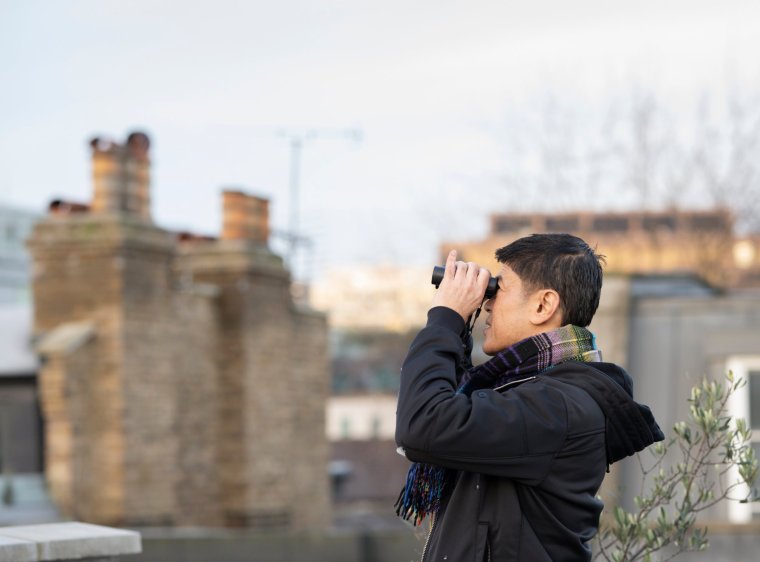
[1,0,759,280]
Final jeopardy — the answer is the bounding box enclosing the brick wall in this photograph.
[28,134,330,530]
[29,216,129,525]
[289,308,331,529]
[176,240,332,529]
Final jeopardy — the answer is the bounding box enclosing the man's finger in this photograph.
[454,261,468,281]
[444,250,457,279]
[466,262,479,282]
[477,268,491,291]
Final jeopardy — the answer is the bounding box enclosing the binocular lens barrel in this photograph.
[431,266,499,299]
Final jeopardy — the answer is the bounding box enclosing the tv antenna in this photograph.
[276,127,362,278]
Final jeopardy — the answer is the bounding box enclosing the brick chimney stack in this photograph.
[90,131,151,221]
[221,189,270,243]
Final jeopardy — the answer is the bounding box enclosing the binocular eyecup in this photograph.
[431,265,499,299]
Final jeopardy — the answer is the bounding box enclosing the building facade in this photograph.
[444,209,760,288]
[0,205,39,304]
[26,132,331,530]
[311,265,433,333]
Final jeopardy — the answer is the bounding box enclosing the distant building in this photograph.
[25,132,331,530]
[565,270,760,546]
[313,262,432,515]
[0,304,42,472]
[327,394,397,441]
[617,275,760,524]
[311,265,433,332]
[325,394,409,529]
[323,320,414,526]
[0,205,39,304]
[329,439,410,529]
[0,205,47,521]
[443,209,760,288]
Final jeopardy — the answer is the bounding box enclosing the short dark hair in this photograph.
[495,233,605,327]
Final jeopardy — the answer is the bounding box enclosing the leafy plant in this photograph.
[595,372,758,562]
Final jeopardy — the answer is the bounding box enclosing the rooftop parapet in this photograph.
[0,522,141,561]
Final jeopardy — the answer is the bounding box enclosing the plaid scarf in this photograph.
[394,324,602,526]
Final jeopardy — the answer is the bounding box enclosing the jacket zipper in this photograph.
[420,513,437,562]
[493,375,537,393]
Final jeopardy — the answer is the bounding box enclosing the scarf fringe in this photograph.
[394,463,448,526]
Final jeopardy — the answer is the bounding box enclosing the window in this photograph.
[592,216,629,232]
[340,417,351,440]
[370,416,381,439]
[726,356,760,522]
[545,217,579,232]
[493,216,531,234]
[688,213,730,232]
[642,215,676,232]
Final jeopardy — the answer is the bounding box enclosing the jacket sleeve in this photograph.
[395,307,568,485]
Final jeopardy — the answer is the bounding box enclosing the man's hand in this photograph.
[430,250,491,321]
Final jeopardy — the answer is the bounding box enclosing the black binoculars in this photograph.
[431,266,499,299]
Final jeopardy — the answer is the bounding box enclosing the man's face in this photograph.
[482,264,538,355]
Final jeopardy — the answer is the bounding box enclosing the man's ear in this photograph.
[530,289,562,327]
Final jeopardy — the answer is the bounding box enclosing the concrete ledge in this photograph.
[0,523,141,561]
[0,536,36,562]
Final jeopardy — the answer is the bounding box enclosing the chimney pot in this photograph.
[221,189,270,243]
[90,131,152,221]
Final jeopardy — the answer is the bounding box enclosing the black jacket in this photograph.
[395,307,663,562]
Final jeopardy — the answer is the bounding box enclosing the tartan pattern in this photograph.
[458,324,601,394]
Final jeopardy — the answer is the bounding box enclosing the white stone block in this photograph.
[0,536,37,562]
[0,522,141,560]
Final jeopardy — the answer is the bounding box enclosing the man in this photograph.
[395,234,663,561]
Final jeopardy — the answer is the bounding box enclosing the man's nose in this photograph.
[484,298,493,312]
